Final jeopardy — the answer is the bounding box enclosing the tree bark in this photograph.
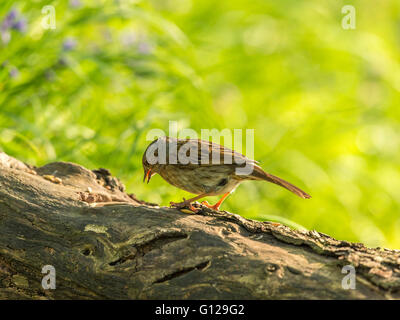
[0,152,399,300]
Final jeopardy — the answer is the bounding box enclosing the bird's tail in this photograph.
[250,166,311,199]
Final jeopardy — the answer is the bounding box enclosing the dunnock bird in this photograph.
[142,137,311,212]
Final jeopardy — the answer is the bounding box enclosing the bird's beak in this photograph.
[144,169,152,184]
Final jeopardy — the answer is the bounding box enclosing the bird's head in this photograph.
[142,138,161,184]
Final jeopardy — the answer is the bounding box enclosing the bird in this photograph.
[142,136,311,212]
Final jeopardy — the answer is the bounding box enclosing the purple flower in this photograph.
[9,67,19,79]
[1,8,27,40]
[12,18,26,33]
[2,9,18,30]
[69,0,82,8]
[7,9,18,21]
[62,38,77,51]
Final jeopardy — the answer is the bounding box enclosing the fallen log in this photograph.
[0,152,399,299]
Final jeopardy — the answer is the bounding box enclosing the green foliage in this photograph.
[1,0,400,248]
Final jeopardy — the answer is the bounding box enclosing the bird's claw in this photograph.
[170,201,199,213]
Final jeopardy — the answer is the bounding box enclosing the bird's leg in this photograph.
[170,193,209,212]
[201,192,231,211]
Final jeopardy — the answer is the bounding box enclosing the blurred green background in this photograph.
[1,0,400,248]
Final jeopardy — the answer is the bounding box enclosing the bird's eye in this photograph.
[218,178,228,187]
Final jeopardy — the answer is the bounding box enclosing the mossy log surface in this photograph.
[0,152,399,299]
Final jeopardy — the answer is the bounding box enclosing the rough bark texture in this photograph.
[0,152,399,300]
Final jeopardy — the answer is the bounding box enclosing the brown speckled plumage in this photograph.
[142,137,310,211]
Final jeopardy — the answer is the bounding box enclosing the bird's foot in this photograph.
[201,200,220,211]
[170,199,199,213]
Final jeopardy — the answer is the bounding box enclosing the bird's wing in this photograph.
[165,138,258,167]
